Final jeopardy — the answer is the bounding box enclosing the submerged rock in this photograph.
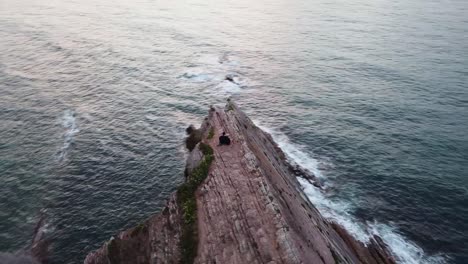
[84,101,395,264]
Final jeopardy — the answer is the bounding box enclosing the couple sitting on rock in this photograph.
[219,132,231,146]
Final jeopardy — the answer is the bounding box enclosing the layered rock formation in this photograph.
[84,101,396,264]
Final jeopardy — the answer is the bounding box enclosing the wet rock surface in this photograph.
[84,101,396,264]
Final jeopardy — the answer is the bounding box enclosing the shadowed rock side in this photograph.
[84,194,183,264]
[0,212,50,264]
[84,101,396,264]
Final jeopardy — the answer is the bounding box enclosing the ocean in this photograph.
[0,0,467,263]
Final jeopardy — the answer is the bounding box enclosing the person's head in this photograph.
[222,132,226,136]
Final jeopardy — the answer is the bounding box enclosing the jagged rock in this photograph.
[185,143,204,178]
[185,125,202,152]
[84,194,182,264]
[84,101,396,264]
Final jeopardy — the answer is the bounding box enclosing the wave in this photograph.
[181,53,250,96]
[56,110,79,161]
[256,124,446,264]
[180,71,214,82]
[214,79,243,95]
[258,125,326,180]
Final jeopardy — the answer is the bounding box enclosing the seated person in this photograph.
[219,132,231,145]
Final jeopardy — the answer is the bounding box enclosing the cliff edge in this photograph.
[84,101,395,264]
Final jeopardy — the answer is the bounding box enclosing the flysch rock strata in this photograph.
[84,101,395,264]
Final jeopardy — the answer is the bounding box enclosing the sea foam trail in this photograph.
[256,123,446,264]
[56,110,79,161]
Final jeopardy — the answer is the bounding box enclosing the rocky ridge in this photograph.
[84,101,396,264]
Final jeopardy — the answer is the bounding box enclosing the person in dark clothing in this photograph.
[219,132,231,145]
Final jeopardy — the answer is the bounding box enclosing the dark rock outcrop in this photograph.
[85,194,183,264]
[84,101,396,264]
[0,212,50,264]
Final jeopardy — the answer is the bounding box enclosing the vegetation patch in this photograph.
[207,127,215,139]
[177,142,214,264]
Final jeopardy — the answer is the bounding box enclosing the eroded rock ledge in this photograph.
[84,101,395,264]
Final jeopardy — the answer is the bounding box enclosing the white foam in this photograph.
[368,224,447,264]
[180,71,214,82]
[214,80,242,95]
[145,114,158,121]
[225,73,250,87]
[297,177,369,240]
[256,124,325,179]
[181,53,251,97]
[57,110,79,161]
[255,124,446,264]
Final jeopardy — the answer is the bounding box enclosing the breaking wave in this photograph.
[181,53,250,95]
[180,71,214,82]
[214,79,243,95]
[257,124,446,264]
[56,110,79,161]
[258,125,326,180]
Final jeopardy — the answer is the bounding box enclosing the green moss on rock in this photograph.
[207,127,215,139]
[177,142,214,264]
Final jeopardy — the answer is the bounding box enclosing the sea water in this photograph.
[1,0,467,262]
